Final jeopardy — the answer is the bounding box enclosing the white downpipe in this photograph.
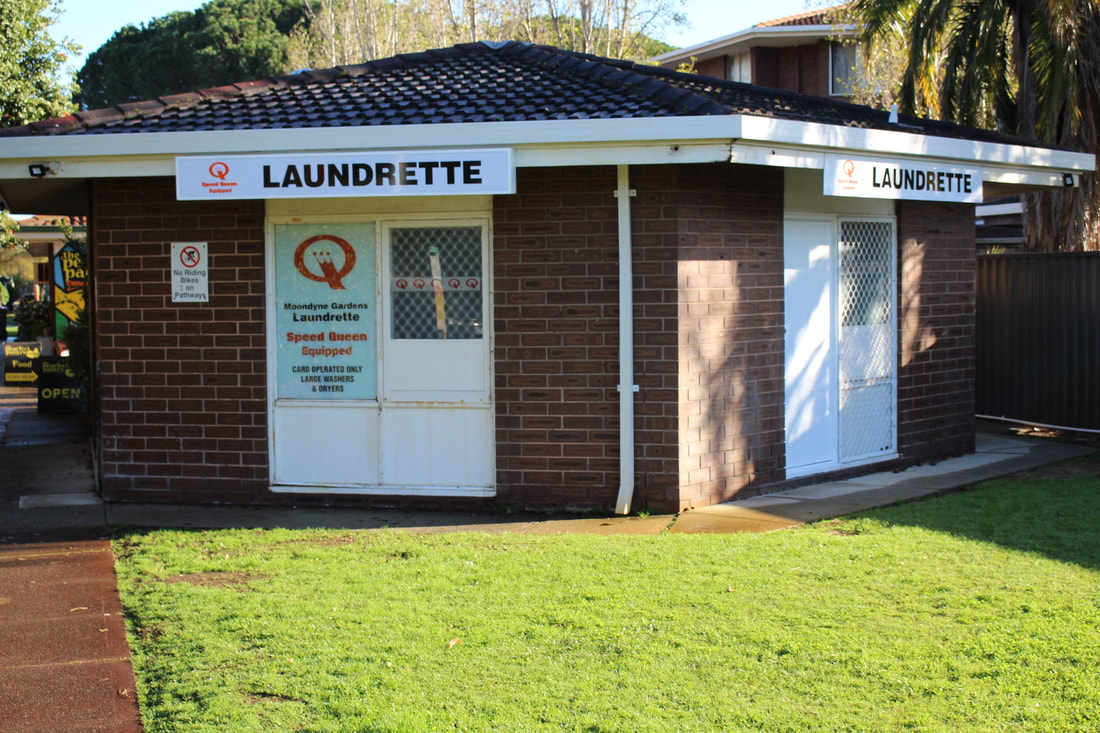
[614,164,638,515]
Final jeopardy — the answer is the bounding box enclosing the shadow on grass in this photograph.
[856,457,1100,572]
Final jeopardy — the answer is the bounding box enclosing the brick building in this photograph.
[651,5,861,99]
[0,43,1090,513]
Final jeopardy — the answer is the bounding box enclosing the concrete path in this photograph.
[668,432,1094,533]
[0,380,1094,732]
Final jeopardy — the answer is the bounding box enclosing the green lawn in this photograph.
[114,474,1100,732]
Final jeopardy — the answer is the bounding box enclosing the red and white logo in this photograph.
[293,235,356,290]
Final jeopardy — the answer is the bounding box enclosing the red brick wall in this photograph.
[752,42,837,98]
[493,164,785,513]
[87,172,968,511]
[693,56,727,79]
[896,200,976,461]
[492,167,628,510]
[635,164,786,508]
[92,177,269,502]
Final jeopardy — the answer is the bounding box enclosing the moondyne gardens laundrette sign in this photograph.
[176,149,515,200]
[274,222,377,401]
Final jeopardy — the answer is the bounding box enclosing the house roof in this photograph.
[0,41,1090,215]
[0,41,1039,148]
[755,6,846,27]
[651,4,855,67]
[12,215,87,230]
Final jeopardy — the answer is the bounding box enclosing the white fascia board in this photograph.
[651,25,858,65]
[731,141,1083,188]
[734,116,1095,187]
[0,156,177,179]
[976,202,1024,217]
[736,116,1096,173]
[515,142,732,167]
[0,116,744,180]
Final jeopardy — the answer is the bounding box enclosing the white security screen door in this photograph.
[380,222,493,490]
[837,219,896,461]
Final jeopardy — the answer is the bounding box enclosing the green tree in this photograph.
[852,0,1100,251]
[76,0,311,109]
[823,4,941,119]
[289,0,679,69]
[0,0,78,127]
[1,212,25,251]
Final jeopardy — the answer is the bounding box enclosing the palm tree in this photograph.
[852,0,1099,251]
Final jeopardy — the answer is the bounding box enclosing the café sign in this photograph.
[176,149,514,200]
[824,154,982,203]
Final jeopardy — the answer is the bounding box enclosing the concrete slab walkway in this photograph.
[0,380,1094,732]
[668,431,1094,533]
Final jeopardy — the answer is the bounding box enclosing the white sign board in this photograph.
[176,149,514,200]
[824,154,982,203]
[171,242,209,303]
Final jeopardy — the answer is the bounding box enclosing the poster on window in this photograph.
[274,223,377,400]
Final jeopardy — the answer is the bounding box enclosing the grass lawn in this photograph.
[114,473,1100,732]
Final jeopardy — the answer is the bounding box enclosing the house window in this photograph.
[829,42,857,96]
[727,52,751,84]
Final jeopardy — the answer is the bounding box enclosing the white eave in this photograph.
[0,114,1091,193]
[730,117,1095,187]
[0,117,743,179]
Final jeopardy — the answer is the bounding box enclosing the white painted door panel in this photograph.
[383,339,488,402]
[381,407,494,490]
[784,218,837,475]
[273,404,379,486]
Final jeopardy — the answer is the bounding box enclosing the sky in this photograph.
[50,0,824,70]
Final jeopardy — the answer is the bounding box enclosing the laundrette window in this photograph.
[390,226,484,339]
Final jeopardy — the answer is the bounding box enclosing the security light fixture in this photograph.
[27,161,60,178]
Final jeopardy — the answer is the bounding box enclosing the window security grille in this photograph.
[390,226,483,340]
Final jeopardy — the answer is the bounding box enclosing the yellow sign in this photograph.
[3,342,41,385]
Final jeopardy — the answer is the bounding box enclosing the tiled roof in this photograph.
[14,215,87,229]
[0,41,1042,148]
[755,5,848,27]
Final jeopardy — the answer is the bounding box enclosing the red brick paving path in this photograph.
[0,539,143,733]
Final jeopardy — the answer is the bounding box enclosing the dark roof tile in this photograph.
[0,41,1057,149]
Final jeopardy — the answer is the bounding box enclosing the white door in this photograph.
[380,222,494,491]
[784,218,837,475]
[784,217,896,478]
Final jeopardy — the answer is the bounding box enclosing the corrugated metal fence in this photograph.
[976,253,1100,431]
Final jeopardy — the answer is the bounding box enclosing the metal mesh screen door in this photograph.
[390,226,483,340]
[380,221,493,489]
[838,219,896,461]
